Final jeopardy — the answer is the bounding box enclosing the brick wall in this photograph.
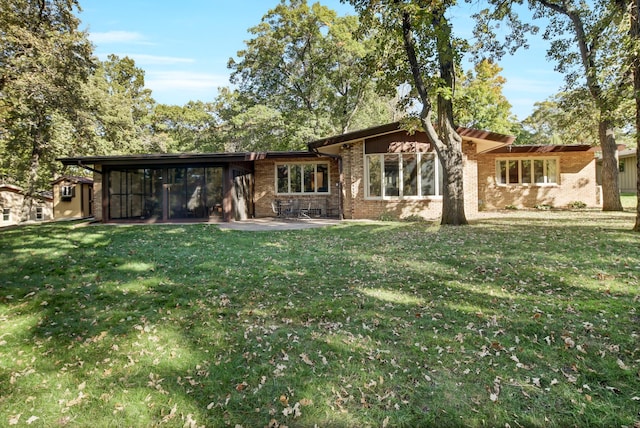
[254,157,341,218]
[478,151,599,210]
[343,140,447,220]
[463,142,478,217]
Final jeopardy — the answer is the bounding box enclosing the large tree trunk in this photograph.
[438,136,467,226]
[401,7,467,226]
[21,142,42,222]
[633,0,640,232]
[599,118,623,211]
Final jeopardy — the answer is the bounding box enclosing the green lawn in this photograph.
[1,212,639,427]
[622,193,638,210]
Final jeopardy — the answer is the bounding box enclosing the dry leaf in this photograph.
[300,353,314,366]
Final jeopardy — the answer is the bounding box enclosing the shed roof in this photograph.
[51,175,94,185]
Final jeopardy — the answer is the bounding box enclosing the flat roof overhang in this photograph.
[57,151,320,169]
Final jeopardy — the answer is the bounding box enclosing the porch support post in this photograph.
[222,166,234,222]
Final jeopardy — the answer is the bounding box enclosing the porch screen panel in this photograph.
[169,168,186,219]
[186,168,205,217]
[206,167,223,216]
[109,170,124,219]
[128,169,144,218]
[145,169,163,219]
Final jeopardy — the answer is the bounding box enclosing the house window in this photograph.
[36,207,43,221]
[496,158,558,185]
[60,185,74,199]
[366,152,443,198]
[276,163,329,194]
[2,208,9,222]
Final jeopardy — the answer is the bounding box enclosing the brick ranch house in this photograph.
[58,122,600,223]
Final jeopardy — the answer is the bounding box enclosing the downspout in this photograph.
[310,147,344,220]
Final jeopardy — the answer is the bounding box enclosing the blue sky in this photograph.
[77,0,564,120]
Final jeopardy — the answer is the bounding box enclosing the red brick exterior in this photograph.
[253,157,341,218]
[478,151,599,209]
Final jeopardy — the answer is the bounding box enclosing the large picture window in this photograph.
[276,163,329,194]
[496,158,558,185]
[366,152,443,198]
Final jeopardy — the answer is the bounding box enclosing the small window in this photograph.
[60,185,75,199]
[2,208,9,221]
[36,207,43,221]
[619,162,625,173]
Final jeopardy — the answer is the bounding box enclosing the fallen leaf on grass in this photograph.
[8,414,20,425]
[300,353,314,366]
[282,402,301,418]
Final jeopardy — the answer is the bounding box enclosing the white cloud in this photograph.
[147,71,229,91]
[145,71,230,103]
[89,30,150,45]
[93,52,194,66]
[126,54,195,65]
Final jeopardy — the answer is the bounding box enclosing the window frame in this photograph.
[2,208,9,222]
[60,185,75,199]
[365,151,443,200]
[275,162,330,195]
[495,157,559,186]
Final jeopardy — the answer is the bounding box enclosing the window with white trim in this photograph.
[276,163,329,194]
[60,185,75,199]
[2,208,9,222]
[366,152,443,198]
[36,207,43,221]
[496,158,558,185]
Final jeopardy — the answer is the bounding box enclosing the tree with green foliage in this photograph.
[151,101,222,153]
[86,54,156,154]
[477,0,630,211]
[228,0,392,148]
[522,89,634,146]
[0,0,93,204]
[454,59,516,135]
[349,0,470,225]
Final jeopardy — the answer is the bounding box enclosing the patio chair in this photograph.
[271,200,281,217]
[298,201,311,219]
